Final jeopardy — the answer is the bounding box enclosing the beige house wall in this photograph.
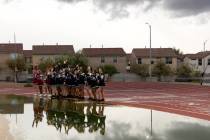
[184,55,210,74]
[32,55,71,66]
[0,54,13,69]
[87,56,127,73]
[131,55,178,71]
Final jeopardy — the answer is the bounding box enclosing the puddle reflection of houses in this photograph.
[0,95,32,114]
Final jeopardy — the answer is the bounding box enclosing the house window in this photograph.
[101,57,105,63]
[137,58,142,64]
[165,57,172,64]
[10,53,17,59]
[113,57,117,63]
[208,59,210,65]
[198,59,202,66]
[26,57,32,63]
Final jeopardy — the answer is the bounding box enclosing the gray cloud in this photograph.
[92,0,160,19]
[57,0,86,3]
[95,121,162,140]
[165,121,210,140]
[57,0,160,19]
[163,0,210,17]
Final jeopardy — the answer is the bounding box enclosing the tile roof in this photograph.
[185,51,210,59]
[23,50,32,57]
[82,48,126,57]
[32,45,75,55]
[0,43,23,54]
[132,48,177,58]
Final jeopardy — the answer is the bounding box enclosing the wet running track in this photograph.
[0,82,210,121]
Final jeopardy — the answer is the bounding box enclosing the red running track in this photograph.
[0,82,210,121]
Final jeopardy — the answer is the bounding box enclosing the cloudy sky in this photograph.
[0,0,210,53]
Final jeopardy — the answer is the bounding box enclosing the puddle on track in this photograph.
[0,94,210,140]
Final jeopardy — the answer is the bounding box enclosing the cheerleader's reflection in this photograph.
[32,97,106,135]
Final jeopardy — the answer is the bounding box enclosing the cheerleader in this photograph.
[65,68,74,98]
[90,70,99,101]
[51,68,57,97]
[56,69,65,97]
[33,65,44,95]
[72,69,79,98]
[45,67,53,96]
[98,68,105,101]
[85,66,94,100]
[77,67,85,99]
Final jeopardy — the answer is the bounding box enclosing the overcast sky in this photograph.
[0,0,210,53]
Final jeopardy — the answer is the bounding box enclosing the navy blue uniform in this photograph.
[78,73,86,85]
[98,74,105,87]
[90,74,98,88]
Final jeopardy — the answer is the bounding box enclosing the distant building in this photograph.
[184,51,210,74]
[131,48,178,70]
[32,45,75,66]
[23,50,32,64]
[0,43,23,81]
[82,48,127,73]
[23,50,33,74]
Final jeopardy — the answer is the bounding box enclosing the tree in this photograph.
[6,55,26,82]
[130,64,149,78]
[101,65,118,76]
[173,47,183,55]
[39,52,88,73]
[152,61,173,81]
[176,64,192,78]
[191,70,202,77]
[71,51,88,69]
[53,52,88,70]
[38,58,54,73]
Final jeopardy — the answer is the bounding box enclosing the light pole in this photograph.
[203,40,208,73]
[14,33,17,84]
[201,40,208,86]
[146,22,152,79]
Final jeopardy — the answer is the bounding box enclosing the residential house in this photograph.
[0,43,23,81]
[82,48,127,73]
[131,48,178,70]
[32,45,75,66]
[23,50,33,73]
[184,51,210,74]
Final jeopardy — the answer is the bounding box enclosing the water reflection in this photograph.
[1,95,210,140]
[32,97,106,135]
[0,95,32,114]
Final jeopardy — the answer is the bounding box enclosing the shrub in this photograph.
[152,61,173,81]
[191,70,202,77]
[101,65,118,76]
[130,64,149,78]
[38,58,54,73]
[176,64,192,78]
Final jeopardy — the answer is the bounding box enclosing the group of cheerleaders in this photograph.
[33,63,105,101]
